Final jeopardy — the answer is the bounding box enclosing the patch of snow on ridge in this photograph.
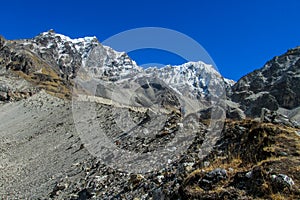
[224,78,236,86]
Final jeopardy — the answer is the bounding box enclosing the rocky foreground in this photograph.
[0,90,299,199]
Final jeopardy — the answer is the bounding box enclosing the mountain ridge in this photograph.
[2,30,300,122]
[231,46,300,117]
[0,30,232,112]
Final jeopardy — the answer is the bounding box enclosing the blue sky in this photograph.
[1,0,300,80]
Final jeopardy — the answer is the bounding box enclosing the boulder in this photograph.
[0,91,8,101]
[199,168,227,190]
[271,174,294,192]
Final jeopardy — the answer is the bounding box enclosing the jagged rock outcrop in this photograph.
[231,46,300,117]
[260,108,299,128]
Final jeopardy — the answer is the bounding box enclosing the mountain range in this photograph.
[0,30,299,199]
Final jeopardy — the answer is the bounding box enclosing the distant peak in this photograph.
[171,61,220,75]
[38,30,99,44]
[48,29,55,34]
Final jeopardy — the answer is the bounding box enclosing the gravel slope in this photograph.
[0,91,91,199]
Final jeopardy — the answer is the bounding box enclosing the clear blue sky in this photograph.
[1,0,300,80]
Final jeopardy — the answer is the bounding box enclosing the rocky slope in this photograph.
[1,92,299,199]
[0,31,299,199]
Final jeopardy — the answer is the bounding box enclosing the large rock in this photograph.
[199,168,228,190]
[271,174,295,192]
[0,91,8,101]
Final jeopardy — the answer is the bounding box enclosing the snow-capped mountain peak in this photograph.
[6,31,233,98]
[145,61,228,98]
[14,30,141,80]
[37,30,99,59]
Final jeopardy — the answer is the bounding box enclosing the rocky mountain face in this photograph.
[0,31,299,200]
[231,47,300,117]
